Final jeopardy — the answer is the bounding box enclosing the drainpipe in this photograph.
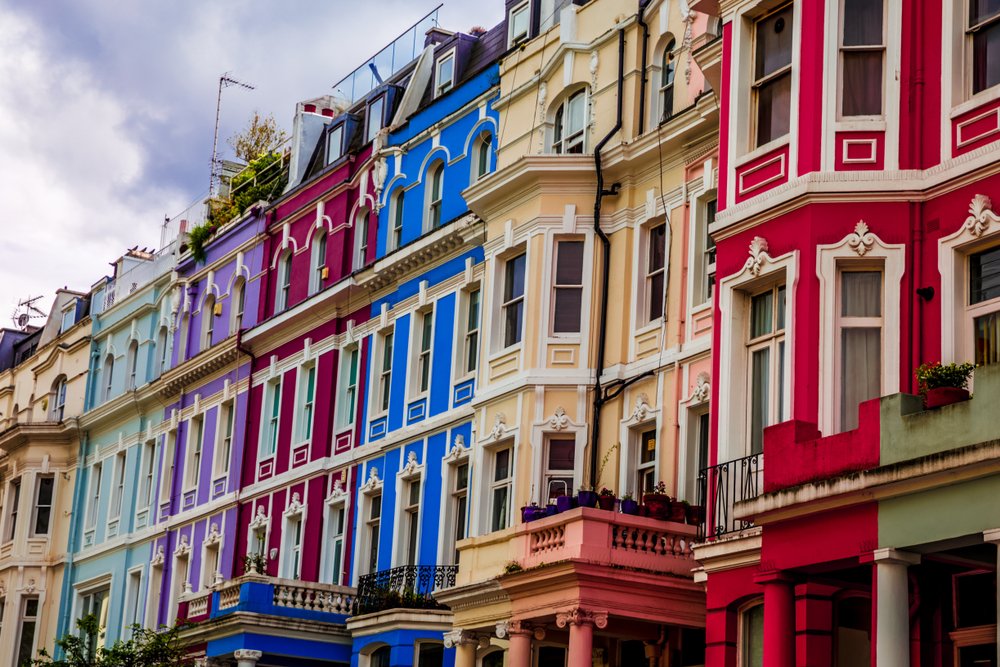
[637,0,653,135]
[590,26,627,488]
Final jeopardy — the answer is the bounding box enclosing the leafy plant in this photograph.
[592,442,621,490]
[621,492,634,501]
[31,614,194,667]
[228,111,288,164]
[915,362,976,392]
[650,481,668,495]
[243,552,268,575]
[503,561,524,574]
[599,487,615,497]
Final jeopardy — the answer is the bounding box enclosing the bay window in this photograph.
[646,223,667,322]
[969,245,1000,365]
[502,253,526,347]
[840,0,885,117]
[553,240,584,334]
[838,270,883,431]
[543,438,575,502]
[970,0,1000,94]
[752,4,794,147]
[553,90,586,154]
[747,284,787,453]
[489,445,512,532]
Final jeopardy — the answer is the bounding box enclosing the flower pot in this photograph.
[667,502,688,523]
[620,498,640,515]
[597,495,617,511]
[545,503,559,517]
[642,493,670,520]
[555,495,577,513]
[924,386,970,409]
[577,490,599,508]
[686,504,706,525]
[521,506,546,523]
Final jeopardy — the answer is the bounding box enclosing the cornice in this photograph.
[464,156,600,221]
[0,418,80,454]
[157,337,241,399]
[78,380,166,432]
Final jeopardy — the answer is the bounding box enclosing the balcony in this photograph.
[697,451,763,539]
[179,574,356,624]
[352,565,457,616]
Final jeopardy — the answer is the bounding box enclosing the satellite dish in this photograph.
[16,313,29,328]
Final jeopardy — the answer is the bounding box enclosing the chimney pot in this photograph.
[303,103,318,113]
[322,108,334,117]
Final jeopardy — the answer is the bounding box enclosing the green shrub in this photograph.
[915,362,976,392]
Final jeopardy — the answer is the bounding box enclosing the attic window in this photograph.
[366,96,385,144]
[436,52,455,97]
[509,2,530,46]
[327,124,344,164]
[60,302,76,333]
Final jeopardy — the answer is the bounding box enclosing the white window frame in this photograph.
[745,283,787,454]
[966,0,1000,97]
[366,95,385,144]
[260,377,282,458]
[140,439,157,510]
[60,303,76,333]
[541,436,578,503]
[644,221,668,324]
[458,286,481,378]
[202,295,215,351]
[692,196,718,307]
[508,1,530,46]
[125,342,139,391]
[321,491,349,585]
[76,579,111,653]
[395,471,423,567]
[110,451,127,519]
[86,462,103,530]
[327,123,345,164]
[659,37,677,122]
[310,229,328,295]
[737,599,765,667]
[51,377,68,421]
[965,246,1000,366]
[156,325,170,375]
[551,89,587,154]
[373,329,394,417]
[295,363,317,445]
[817,226,903,436]
[355,487,384,579]
[337,346,360,429]
[425,161,444,232]
[102,354,115,402]
[750,3,795,150]
[4,478,21,542]
[160,431,177,505]
[485,442,513,534]
[230,279,246,335]
[435,50,456,97]
[184,415,204,492]
[214,400,235,480]
[122,566,144,637]
[551,238,585,336]
[355,207,371,269]
[412,307,434,398]
[834,268,884,431]
[280,503,306,580]
[439,446,470,566]
[277,251,292,313]
[144,559,163,628]
[499,252,527,350]
[837,0,887,119]
[31,474,55,537]
[472,131,493,183]
[389,188,405,251]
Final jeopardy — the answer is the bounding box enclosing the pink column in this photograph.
[557,609,608,667]
[754,571,795,667]
[502,621,540,667]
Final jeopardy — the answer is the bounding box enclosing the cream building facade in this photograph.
[0,290,91,665]
[439,0,721,665]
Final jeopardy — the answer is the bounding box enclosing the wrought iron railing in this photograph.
[353,565,457,616]
[696,452,762,539]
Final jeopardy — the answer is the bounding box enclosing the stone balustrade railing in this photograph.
[273,580,356,615]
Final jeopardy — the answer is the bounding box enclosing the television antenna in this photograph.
[11,296,46,331]
[209,72,256,198]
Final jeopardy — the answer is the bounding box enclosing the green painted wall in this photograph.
[879,474,1000,547]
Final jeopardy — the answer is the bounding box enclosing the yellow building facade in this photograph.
[439,1,721,665]
[0,290,90,664]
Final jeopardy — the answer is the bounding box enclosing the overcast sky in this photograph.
[0,0,502,326]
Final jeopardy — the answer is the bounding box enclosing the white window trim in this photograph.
[139,438,157,514]
[259,377,282,459]
[493,249,528,354]
[230,279,246,335]
[392,456,425,567]
[355,207,371,269]
[121,565,145,637]
[371,326,395,419]
[309,229,328,295]
[293,363,317,446]
[388,188,406,252]
[277,251,292,313]
[320,480,350,585]
[410,307,435,399]
[352,471,385,583]
[109,452,127,521]
[75,573,113,647]
[817,223,904,435]
[548,236,587,339]
[435,49,456,97]
[424,162,445,233]
[716,239,797,463]
[213,400,235,481]
[202,296,215,351]
[550,89,589,154]
[437,437,470,565]
[532,426,585,505]
[618,391,662,500]
[834,0,888,121]
[160,429,177,506]
[454,285,482,381]
[336,345,360,430]
[940,195,1000,364]
[144,556,164,628]
[942,0,1000,138]
[86,461,103,530]
[470,131,494,184]
[689,192,718,309]
[183,415,204,493]
[279,495,306,580]
[678,379,711,504]
[508,1,530,46]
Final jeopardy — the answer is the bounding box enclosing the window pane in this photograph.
[751,291,774,338]
[843,0,883,46]
[649,273,665,320]
[841,272,882,317]
[841,328,881,430]
[507,255,526,299]
[743,605,765,667]
[553,288,582,333]
[750,348,770,455]
[973,20,1000,93]
[756,72,792,146]
[548,439,575,470]
[567,92,586,134]
[970,246,1000,304]
[648,225,666,273]
[327,126,344,163]
[842,51,883,116]
[556,241,584,284]
[492,486,509,530]
[971,0,1000,26]
[640,428,656,464]
[776,285,787,330]
[974,311,1000,365]
[494,449,510,481]
[367,97,384,143]
[755,6,794,79]
[504,302,524,346]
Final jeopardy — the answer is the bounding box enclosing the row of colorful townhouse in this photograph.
[3,0,1000,666]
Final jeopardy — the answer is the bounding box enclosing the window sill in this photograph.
[634,318,664,337]
[489,343,523,362]
[832,118,886,132]
[737,137,790,169]
[690,300,713,316]
[547,332,583,343]
[951,85,1000,119]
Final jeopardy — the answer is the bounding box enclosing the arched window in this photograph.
[660,38,677,121]
[481,649,505,667]
[51,376,67,421]
[473,131,494,181]
[355,207,371,269]
[126,341,139,390]
[230,278,246,335]
[310,230,328,295]
[156,325,169,375]
[277,251,293,312]
[739,600,764,667]
[389,189,405,251]
[370,646,391,667]
[426,162,444,230]
[202,295,215,351]
[102,353,115,402]
[553,89,587,154]
[834,596,871,666]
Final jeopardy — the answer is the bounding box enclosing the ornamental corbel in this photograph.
[233,650,262,662]
[691,373,710,404]
[555,608,608,629]
[361,466,382,492]
[632,393,651,421]
[443,630,480,649]
[401,451,420,476]
[489,413,507,441]
[548,407,570,430]
[328,478,347,502]
[744,236,771,277]
[248,506,269,533]
[151,545,165,567]
[204,523,222,546]
[444,434,468,463]
[964,194,1000,238]
[284,492,304,518]
[175,534,191,558]
[847,221,876,256]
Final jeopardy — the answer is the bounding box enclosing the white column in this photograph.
[984,529,1000,665]
[234,649,262,667]
[872,549,920,667]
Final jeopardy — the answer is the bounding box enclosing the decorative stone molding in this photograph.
[361,466,382,493]
[555,608,609,629]
[963,194,1000,238]
[489,413,508,441]
[496,620,545,640]
[328,478,347,502]
[443,629,480,648]
[443,434,468,463]
[248,506,269,533]
[691,373,711,404]
[233,649,263,662]
[744,236,771,277]
[536,83,547,155]
[631,393,651,422]
[204,523,222,546]
[151,545,165,567]
[175,534,191,558]
[401,451,420,476]
[548,406,570,430]
[372,158,388,212]
[846,220,876,256]
[284,492,304,518]
[23,578,36,594]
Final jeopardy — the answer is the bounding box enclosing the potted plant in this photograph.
[545,502,559,517]
[555,494,577,513]
[620,492,640,515]
[916,361,976,409]
[597,487,617,511]
[521,503,547,523]
[668,498,689,523]
[643,482,670,520]
[576,487,599,508]
[686,502,706,525]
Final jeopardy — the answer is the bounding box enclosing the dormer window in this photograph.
[509,2,530,46]
[752,4,794,148]
[366,96,385,144]
[553,90,586,154]
[60,302,76,333]
[436,52,455,97]
[327,124,344,164]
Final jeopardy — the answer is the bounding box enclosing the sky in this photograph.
[0,0,502,326]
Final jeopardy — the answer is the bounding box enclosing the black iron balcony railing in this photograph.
[353,564,457,616]
[696,452,762,539]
